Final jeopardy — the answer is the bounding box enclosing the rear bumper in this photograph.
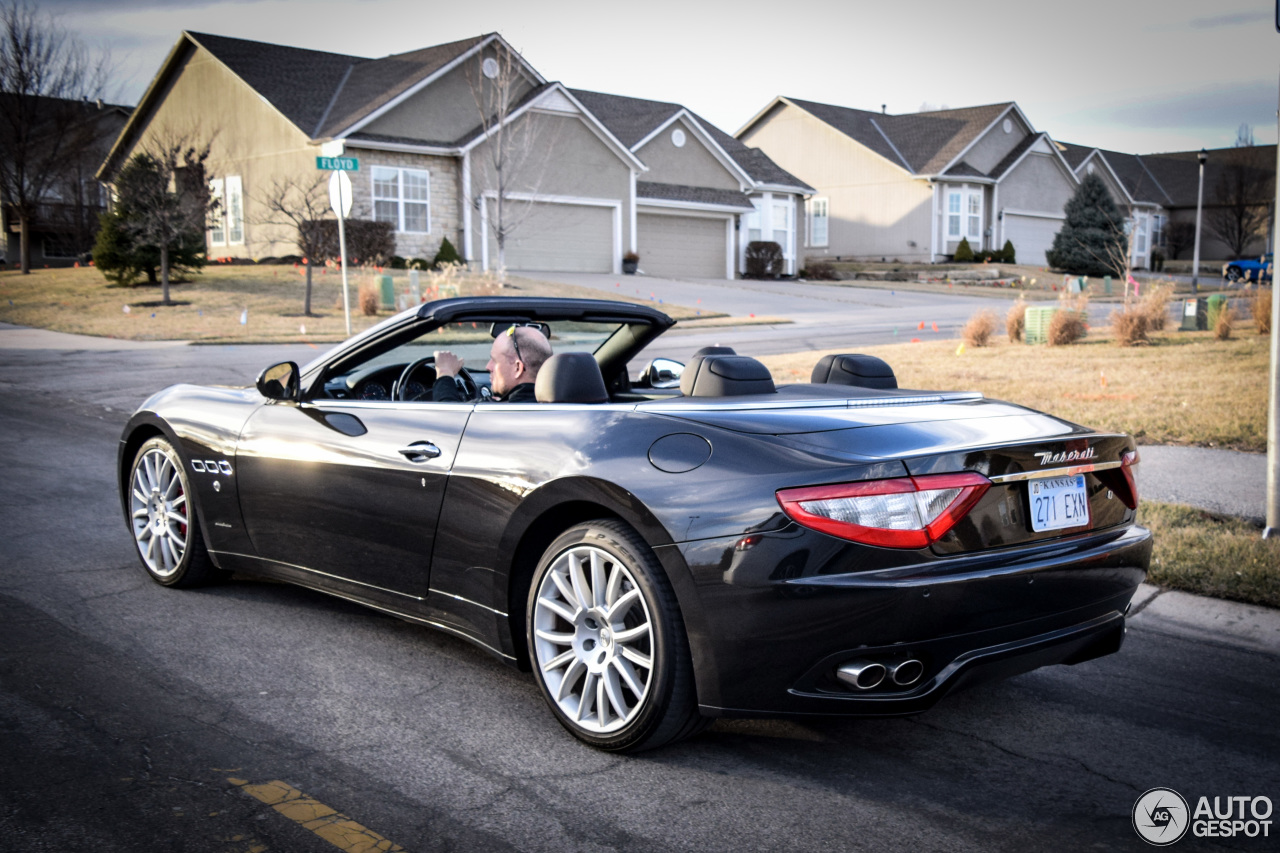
[665,523,1151,717]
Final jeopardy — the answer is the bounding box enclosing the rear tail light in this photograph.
[776,472,991,549]
[1102,449,1140,510]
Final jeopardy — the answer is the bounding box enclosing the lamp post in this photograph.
[1191,148,1207,293]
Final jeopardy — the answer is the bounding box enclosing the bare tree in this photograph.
[1162,221,1195,260]
[466,46,557,271]
[1205,144,1274,259]
[255,174,335,316]
[0,1,110,273]
[114,136,214,305]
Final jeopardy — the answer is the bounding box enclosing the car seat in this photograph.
[535,352,609,403]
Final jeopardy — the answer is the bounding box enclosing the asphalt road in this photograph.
[1,326,1278,851]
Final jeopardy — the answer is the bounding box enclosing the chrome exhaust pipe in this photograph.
[836,659,886,690]
[890,659,924,686]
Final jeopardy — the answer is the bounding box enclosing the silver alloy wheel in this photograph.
[130,446,190,579]
[532,544,654,734]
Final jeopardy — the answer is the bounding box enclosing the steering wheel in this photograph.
[393,356,477,402]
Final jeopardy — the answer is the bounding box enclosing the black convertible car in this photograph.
[120,296,1150,751]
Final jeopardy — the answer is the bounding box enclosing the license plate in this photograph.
[1029,475,1090,532]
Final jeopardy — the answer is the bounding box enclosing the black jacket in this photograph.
[433,377,536,403]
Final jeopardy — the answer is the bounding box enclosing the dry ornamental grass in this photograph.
[1214,306,1236,340]
[1251,287,1272,334]
[962,309,998,347]
[1006,299,1027,342]
[1110,305,1150,347]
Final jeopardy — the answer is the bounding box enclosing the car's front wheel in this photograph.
[128,436,221,588]
[1226,266,1242,282]
[527,520,704,752]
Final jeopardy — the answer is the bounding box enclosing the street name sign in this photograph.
[316,156,359,171]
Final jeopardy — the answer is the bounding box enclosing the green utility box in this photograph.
[1179,297,1207,331]
[378,274,395,309]
[1206,294,1228,328]
[1024,306,1057,344]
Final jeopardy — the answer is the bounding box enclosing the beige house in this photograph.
[99,31,810,279]
[736,97,1081,266]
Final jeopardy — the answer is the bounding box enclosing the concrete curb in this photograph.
[1129,582,1280,655]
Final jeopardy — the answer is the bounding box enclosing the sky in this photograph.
[44,0,1280,155]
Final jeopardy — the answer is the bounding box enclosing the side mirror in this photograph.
[642,357,684,389]
[256,361,299,401]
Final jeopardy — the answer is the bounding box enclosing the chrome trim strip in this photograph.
[636,392,983,413]
[428,588,508,617]
[989,460,1123,484]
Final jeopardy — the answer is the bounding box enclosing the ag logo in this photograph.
[1133,788,1190,845]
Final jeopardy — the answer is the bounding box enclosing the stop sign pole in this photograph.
[318,155,358,336]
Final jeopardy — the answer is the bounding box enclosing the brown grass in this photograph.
[1140,502,1280,608]
[1139,283,1173,331]
[962,309,998,347]
[1110,305,1150,346]
[1214,306,1236,340]
[0,265,717,343]
[1251,287,1272,334]
[759,327,1270,451]
[1006,299,1027,342]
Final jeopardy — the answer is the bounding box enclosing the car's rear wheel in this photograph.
[128,437,221,588]
[527,520,705,752]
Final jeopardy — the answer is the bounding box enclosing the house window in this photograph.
[946,188,983,244]
[208,179,225,245]
[807,198,829,247]
[1135,216,1147,254]
[772,199,792,254]
[225,176,243,245]
[206,176,242,247]
[372,166,430,233]
[744,199,762,243]
[1152,214,1165,248]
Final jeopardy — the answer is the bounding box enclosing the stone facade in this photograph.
[344,149,462,261]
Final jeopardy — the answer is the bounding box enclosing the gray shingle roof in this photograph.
[1056,141,1094,170]
[568,89,682,149]
[636,181,755,210]
[187,32,358,137]
[782,98,1014,175]
[188,31,489,140]
[568,88,812,192]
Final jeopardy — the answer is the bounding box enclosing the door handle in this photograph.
[399,441,442,462]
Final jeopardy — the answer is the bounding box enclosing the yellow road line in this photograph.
[228,777,406,853]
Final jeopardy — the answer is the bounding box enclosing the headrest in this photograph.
[692,345,737,358]
[535,352,609,403]
[811,354,898,389]
[679,355,776,397]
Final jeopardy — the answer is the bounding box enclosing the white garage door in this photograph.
[1003,214,1064,267]
[490,202,615,273]
[637,213,728,279]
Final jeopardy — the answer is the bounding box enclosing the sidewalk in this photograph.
[1138,445,1267,521]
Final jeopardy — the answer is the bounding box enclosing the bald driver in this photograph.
[432,324,552,402]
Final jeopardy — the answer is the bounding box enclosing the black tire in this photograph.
[127,437,223,588]
[1225,266,1242,283]
[526,519,706,752]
